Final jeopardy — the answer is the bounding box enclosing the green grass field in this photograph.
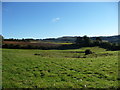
[2,47,119,88]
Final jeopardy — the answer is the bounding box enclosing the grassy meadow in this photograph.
[2,47,119,88]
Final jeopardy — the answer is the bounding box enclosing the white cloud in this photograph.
[52,17,60,22]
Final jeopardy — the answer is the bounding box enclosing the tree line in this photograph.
[75,35,120,51]
[1,35,120,50]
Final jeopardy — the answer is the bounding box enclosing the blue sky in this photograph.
[2,2,118,39]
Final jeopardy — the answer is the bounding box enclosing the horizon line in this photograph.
[2,34,119,39]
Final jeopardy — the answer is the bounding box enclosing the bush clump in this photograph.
[85,49,92,55]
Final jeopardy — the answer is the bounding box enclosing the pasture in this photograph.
[2,47,119,88]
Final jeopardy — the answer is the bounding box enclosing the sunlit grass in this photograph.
[2,47,118,88]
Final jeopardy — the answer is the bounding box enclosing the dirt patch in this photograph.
[99,53,113,56]
[63,51,84,53]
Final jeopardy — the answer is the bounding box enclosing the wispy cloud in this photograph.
[52,17,60,22]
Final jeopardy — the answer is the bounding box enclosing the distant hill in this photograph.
[91,35,120,43]
[42,35,120,43]
[42,36,77,43]
[2,35,119,44]
[2,35,120,50]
